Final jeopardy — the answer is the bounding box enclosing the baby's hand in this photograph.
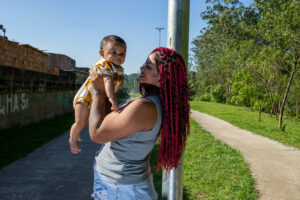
[109,98,118,112]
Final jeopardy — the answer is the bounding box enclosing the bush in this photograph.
[117,89,130,104]
[210,84,226,103]
[199,93,212,102]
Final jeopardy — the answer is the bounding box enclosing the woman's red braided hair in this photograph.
[150,47,190,170]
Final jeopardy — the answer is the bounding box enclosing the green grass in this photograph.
[191,101,300,149]
[0,112,74,168]
[183,120,258,199]
[150,119,258,200]
[150,144,163,198]
[129,92,141,99]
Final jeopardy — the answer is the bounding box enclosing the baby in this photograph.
[69,35,126,154]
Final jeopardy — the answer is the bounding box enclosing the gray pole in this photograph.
[162,0,190,200]
[156,27,164,47]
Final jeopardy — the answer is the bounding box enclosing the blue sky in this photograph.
[1,0,252,74]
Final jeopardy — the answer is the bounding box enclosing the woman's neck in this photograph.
[140,84,160,96]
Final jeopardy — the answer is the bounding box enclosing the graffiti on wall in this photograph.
[0,93,29,115]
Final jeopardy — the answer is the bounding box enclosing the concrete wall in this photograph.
[0,64,89,129]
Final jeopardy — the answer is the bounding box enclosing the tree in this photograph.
[0,24,6,37]
[191,0,259,103]
[254,0,300,129]
[191,0,300,125]
[123,73,140,93]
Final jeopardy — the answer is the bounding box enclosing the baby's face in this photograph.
[100,42,126,66]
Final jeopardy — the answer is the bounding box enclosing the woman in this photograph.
[89,47,190,200]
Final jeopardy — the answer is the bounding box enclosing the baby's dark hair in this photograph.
[100,35,126,50]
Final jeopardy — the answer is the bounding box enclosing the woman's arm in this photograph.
[89,71,157,144]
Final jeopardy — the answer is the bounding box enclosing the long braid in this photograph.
[150,47,190,170]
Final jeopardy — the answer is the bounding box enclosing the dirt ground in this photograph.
[191,110,300,200]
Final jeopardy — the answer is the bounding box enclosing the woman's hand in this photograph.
[90,70,105,92]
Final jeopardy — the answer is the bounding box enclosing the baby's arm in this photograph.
[103,75,117,111]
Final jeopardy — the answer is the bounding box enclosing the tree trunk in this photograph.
[278,58,298,129]
[259,109,262,122]
[296,101,299,116]
[269,92,278,118]
[275,103,279,120]
[226,82,231,94]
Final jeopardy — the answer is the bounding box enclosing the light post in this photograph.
[162,0,190,199]
[155,27,164,47]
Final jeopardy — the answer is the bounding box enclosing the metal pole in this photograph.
[162,0,190,200]
[156,27,164,47]
[159,29,161,47]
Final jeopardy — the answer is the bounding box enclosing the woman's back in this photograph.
[94,95,162,184]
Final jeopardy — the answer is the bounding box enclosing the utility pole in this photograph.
[155,27,164,47]
[162,0,190,200]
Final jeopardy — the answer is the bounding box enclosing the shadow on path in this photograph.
[0,126,100,200]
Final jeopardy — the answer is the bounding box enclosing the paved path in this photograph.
[0,126,100,200]
[191,110,300,200]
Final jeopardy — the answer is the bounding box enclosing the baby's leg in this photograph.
[69,103,89,154]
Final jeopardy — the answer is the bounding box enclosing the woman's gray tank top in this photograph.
[94,95,162,184]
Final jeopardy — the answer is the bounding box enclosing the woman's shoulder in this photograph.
[132,95,160,109]
[120,97,154,117]
[134,95,160,102]
[132,95,160,105]
[130,97,157,111]
[120,96,160,117]
[114,97,157,132]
